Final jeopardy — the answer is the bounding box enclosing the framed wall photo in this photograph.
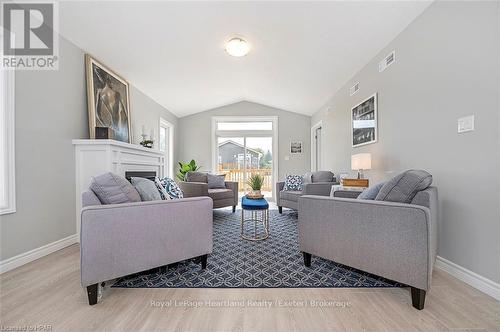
[85,54,131,143]
[290,141,302,154]
[351,93,377,147]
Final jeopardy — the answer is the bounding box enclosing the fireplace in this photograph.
[125,171,157,182]
[73,139,165,238]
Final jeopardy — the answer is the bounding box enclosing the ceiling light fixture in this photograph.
[225,37,250,57]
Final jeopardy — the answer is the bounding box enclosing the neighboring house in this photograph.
[218,140,261,169]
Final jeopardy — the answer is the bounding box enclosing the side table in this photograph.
[241,196,269,241]
[330,185,365,199]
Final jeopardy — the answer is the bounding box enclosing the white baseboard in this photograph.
[0,234,78,274]
[435,255,500,301]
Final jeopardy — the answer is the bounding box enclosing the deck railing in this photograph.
[218,167,273,192]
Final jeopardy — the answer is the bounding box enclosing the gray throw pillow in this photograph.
[357,182,385,200]
[89,172,141,205]
[375,170,433,203]
[185,171,208,183]
[207,173,226,189]
[131,177,162,201]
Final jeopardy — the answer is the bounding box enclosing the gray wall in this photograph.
[0,36,178,261]
[312,1,500,283]
[178,101,311,182]
[129,86,179,176]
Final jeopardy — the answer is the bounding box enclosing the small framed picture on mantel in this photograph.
[351,93,378,147]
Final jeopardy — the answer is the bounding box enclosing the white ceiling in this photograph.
[59,1,432,117]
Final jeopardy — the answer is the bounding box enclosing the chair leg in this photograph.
[232,205,236,213]
[410,287,426,310]
[87,283,98,305]
[302,252,312,267]
[200,254,208,269]
[278,206,283,214]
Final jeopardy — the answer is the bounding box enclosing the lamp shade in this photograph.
[351,153,372,170]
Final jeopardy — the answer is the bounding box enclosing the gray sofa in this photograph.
[298,186,438,310]
[179,171,238,212]
[276,171,338,213]
[80,190,213,305]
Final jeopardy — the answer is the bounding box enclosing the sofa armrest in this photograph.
[178,181,209,197]
[302,182,334,196]
[225,181,239,206]
[333,190,362,199]
[298,195,433,290]
[80,197,213,286]
[276,181,285,206]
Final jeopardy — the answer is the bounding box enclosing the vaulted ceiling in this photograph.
[59,1,432,117]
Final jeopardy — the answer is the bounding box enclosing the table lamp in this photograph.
[351,153,372,179]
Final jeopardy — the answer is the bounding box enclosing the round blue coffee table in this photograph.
[241,196,269,241]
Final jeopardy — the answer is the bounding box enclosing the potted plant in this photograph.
[176,160,201,181]
[247,173,264,197]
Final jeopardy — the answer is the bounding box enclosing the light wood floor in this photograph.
[1,244,499,332]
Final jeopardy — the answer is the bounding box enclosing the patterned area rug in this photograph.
[112,209,401,288]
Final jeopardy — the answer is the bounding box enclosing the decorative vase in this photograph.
[251,190,261,197]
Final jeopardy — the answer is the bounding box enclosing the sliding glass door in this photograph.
[213,117,277,200]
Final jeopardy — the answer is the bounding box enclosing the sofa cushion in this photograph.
[284,175,304,191]
[159,177,184,199]
[130,177,162,201]
[357,182,385,200]
[207,173,226,189]
[208,188,234,201]
[89,172,141,205]
[375,170,433,203]
[186,171,208,183]
[306,171,334,183]
[280,190,302,202]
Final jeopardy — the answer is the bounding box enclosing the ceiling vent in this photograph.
[349,82,360,96]
[379,50,395,72]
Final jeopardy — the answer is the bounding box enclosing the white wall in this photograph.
[0,36,178,262]
[312,1,500,283]
[178,101,311,181]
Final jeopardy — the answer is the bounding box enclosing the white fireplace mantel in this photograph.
[73,139,165,238]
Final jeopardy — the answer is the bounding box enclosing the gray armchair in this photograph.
[298,186,438,310]
[179,171,238,212]
[276,171,338,213]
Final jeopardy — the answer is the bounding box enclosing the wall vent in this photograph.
[349,82,360,96]
[379,50,395,72]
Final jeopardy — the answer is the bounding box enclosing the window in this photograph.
[217,121,273,131]
[159,118,174,178]
[159,126,167,152]
[0,68,16,215]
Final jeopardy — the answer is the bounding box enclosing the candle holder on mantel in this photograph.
[140,134,154,148]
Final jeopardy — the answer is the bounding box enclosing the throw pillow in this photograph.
[185,171,208,183]
[207,173,226,189]
[357,182,385,200]
[130,177,162,201]
[159,177,184,199]
[375,170,433,203]
[154,177,170,200]
[89,172,141,205]
[284,174,304,191]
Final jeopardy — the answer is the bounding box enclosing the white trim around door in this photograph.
[311,121,322,172]
[211,116,279,201]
